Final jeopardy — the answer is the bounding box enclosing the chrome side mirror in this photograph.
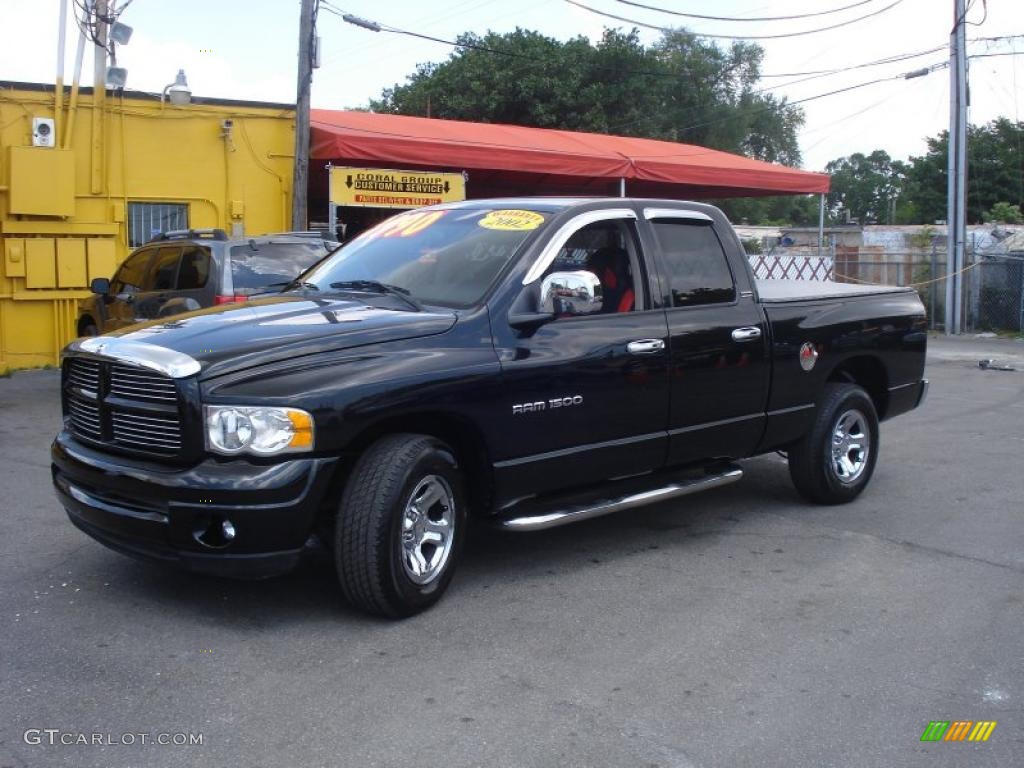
[540,270,603,316]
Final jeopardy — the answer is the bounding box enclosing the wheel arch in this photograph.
[825,355,889,419]
[325,411,495,522]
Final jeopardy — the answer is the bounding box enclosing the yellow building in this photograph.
[0,80,296,370]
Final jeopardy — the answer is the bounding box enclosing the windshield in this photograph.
[297,207,547,308]
[230,241,329,295]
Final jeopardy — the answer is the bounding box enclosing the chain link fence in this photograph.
[747,246,1024,334]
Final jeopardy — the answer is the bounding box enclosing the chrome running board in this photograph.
[498,465,743,532]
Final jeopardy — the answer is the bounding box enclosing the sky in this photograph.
[1,0,1021,172]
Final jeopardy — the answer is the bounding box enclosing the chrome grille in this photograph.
[109,363,178,402]
[67,397,102,441]
[66,357,100,394]
[112,412,182,453]
[63,356,187,458]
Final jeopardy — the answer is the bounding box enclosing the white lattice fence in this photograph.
[749,252,834,281]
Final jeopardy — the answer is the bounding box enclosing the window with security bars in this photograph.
[127,202,189,247]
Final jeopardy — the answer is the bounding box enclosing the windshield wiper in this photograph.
[328,280,423,311]
[281,280,320,293]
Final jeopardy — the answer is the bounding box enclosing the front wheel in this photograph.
[788,383,879,505]
[334,433,467,618]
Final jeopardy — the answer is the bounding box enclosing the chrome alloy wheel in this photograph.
[830,409,870,484]
[400,475,456,585]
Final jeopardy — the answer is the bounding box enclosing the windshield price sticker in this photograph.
[373,211,447,239]
[478,210,545,231]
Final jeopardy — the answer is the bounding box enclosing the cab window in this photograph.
[542,218,645,317]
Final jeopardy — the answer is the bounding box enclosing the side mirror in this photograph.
[90,277,110,295]
[539,270,603,317]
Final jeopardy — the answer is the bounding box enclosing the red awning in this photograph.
[310,110,829,196]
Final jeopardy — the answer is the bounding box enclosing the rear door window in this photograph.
[177,246,211,290]
[229,241,327,295]
[146,247,182,291]
[650,220,736,307]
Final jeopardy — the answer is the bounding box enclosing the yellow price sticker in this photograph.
[478,210,545,231]
[373,210,447,239]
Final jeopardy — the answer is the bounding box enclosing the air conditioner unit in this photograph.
[32,117,55,148]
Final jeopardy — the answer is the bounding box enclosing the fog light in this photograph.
[194,515,236,549]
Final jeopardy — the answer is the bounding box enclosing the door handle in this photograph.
[627,339,665,354]
[731,326,762,342]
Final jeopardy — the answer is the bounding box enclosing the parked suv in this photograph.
[77,229,335,336]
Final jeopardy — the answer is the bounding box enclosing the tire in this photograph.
[334,433,467,618]
[80,319,99,337]
[788,383,879,505]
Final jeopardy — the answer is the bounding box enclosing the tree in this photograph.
[715,194,819,226]
[901,118,1024,224]
[824,150,907,225]
[371,27,804,166]
[984,202,1024,224]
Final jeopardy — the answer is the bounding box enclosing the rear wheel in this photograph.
[334,433,467,618]
[788,383,879,505]
[79,318,99,337]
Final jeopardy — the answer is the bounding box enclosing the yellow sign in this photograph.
[330,167,465,209]
[478,209,545,231]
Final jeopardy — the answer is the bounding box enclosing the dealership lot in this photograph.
[1,336,1022,768]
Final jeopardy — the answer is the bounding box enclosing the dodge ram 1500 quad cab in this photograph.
[53,198,928,617]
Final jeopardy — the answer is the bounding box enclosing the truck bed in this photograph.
[756,279,914,303]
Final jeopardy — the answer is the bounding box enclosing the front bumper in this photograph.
[52,431,339,579]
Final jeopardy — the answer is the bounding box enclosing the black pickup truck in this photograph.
[52,198,928,617]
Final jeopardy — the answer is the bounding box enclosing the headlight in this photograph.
[204,405,314,456]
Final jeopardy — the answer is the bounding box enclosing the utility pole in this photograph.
[945,0,968,334]
[90,0,108,195]
[291,0,316,231]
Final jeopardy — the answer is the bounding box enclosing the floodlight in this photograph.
[162,69,191,106]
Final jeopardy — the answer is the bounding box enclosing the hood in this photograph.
[73,295,457,379]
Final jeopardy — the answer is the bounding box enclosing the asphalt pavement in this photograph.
[1,334,1022,768]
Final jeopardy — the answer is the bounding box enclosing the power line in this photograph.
[330,4,1022,89]
[761,35,1024,78]
[967,51,1024,62]
[760,45,946,78]
[800,85,912,140]
[563,0,908,41]
[632,50,1023,150]
[324,2,984,97]
[321,2,747,83]
[610,62,945,136]
[615,0,878,23]
[326,3,1023,144]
